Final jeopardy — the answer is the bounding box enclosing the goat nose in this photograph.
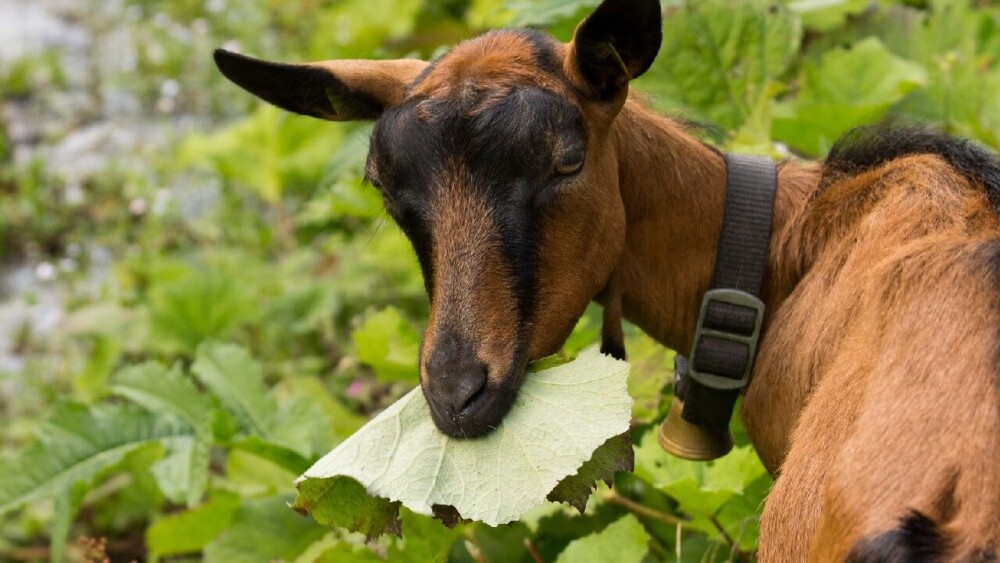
[442,364,488,415]
[423,332,489,417]
[426,360,488,417]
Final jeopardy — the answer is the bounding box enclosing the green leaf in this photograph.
[149,431,212,507]
[270,395,334,459]
[203,496,327,563]
[111,362,218,505]
[231,436,312,475]
[148,269,256,355]
[315,543,384,563]
[505,0,598,27]
[773,37,928,155]
[554,514,649,563]
[72,335,122,402]
[637,0,801,129]
[788,0,871,32]
[146,491,242,561]
[802,36,927,107]
[192,342,277,436]
[295,348,632,534]
[293,476,402,539]
[352,306,422,382]
[632,431,768,535]
[458,521,533,563]
[224,449,300,497]
[0,402,193,516]
[622,331,673,422]
[547,432,634,512]
[111,362,215,430]
[712,472,771,551]
[49,487,84,563]
[286,377,367,441]
[386,509,466,562]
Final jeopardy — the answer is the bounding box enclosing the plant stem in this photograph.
[523,538,545,563]
[605,490,686,526]
[709,515,752,563]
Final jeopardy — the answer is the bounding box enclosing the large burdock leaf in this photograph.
[636,0,801,129]
[772,37,928,155]
[294,348,632,535]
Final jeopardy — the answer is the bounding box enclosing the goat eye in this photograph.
[556,149,585,176]
[365,172,384,191]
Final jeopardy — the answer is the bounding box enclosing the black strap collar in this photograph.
[677,154,777,432]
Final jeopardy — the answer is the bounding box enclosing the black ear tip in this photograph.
[594,0,661,15]
[213,48,232,64]
[213,48,246,76]
[212,48,275,88]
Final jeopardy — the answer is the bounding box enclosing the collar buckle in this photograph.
[686,288,765,393]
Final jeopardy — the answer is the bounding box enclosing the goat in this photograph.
[214,0,1000,559]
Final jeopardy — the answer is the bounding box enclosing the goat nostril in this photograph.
[451,364,488,414]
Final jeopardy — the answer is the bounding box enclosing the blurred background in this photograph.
[1,0,998,561]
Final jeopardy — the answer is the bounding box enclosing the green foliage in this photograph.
[546,433,634,512]
[146,491,241,560]
[555,514,650,563]
[179,106,347,203]
[0,403,192,516]
[633,433,769,550]
[294,477,403,539]
[148,268,258,355]
[4,0,1000,561]
[352,307,422,382]
[773,37,928,154]
[789,0,871,32]
[191,342,278,436]
[638,0,802,145]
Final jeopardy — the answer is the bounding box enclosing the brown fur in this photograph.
[747,156,1000,561]
[410,33,568,101]
[311,59,428,110]
[421,173,519,386]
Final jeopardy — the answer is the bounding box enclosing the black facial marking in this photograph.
[369,86,586,322]
[514,28,564,75]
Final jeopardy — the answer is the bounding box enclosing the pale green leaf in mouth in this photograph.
[294,347,633,535]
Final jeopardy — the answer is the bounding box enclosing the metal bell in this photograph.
[657,396,734,461]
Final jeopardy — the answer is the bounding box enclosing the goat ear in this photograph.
[568,0,662,100]
[213,49,428,121]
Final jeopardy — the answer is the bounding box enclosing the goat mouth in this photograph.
[427,367,525,439]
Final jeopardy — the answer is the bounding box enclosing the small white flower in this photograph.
[129,198,147,215]
[35,262,57,282]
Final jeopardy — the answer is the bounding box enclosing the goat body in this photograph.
[214,0,1000,556]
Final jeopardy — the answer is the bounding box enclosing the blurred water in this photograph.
[0,0,73,372]
[0,0,139,372]
[0,265,63,373]
[0,0,227,373]
[0,0,87,64]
